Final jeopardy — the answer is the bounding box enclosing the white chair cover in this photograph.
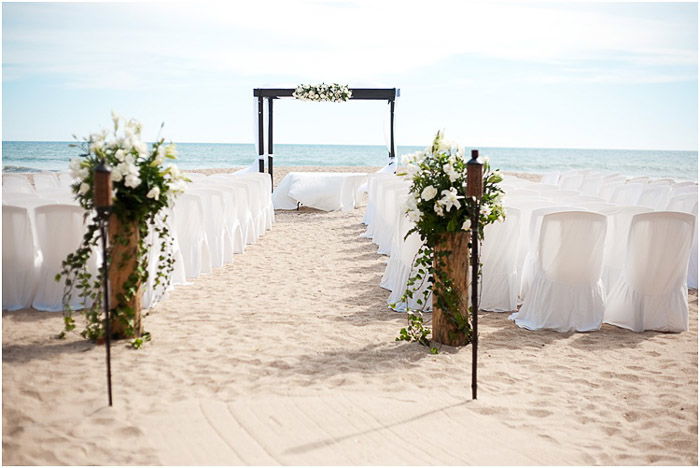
[184,172,208,182]
[56,172,73,188]
[558,172,585,191]
[172,193,212,279]
[626,176,649,183]
[611,183,645,206]
[580,175,604,196]
[3,205,41,310]
[519,205,580,302]
[213,177,258,244]
[510,211,607,332]
[480,206,521,312]
[32,204,94,311]
[32,172,60,191]
[604,212,695,332]
[666,194,698,288]
[383,214,431,312]
[358,162,396,193]
[188,188,231,268]
[3,174,34,194]
[373,183,410,255]
[273,172,368,212]
[599,181,625,202]
[229,172,274,235]
[540,172,559,185]
[362,173,398,230]
[601,206,653,293]
[637,184,672,210]
[203,182,246,253]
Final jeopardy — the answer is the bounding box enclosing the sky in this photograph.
[2,1,698,150]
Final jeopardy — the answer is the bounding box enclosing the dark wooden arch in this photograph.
[253,88,400,184]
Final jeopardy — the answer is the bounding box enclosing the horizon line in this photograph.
[2,139,697,153]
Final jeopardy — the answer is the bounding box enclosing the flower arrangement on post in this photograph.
[292,83,352,102]
[57,112,188,347]
[395,130,505,351]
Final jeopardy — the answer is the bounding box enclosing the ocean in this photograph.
[2,141,697,181]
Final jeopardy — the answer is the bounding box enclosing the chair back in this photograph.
[2,205,39,310]
[32,204,88,311]
[624,211,695,295]
[3,174,34,194]
[33,172,60,191]
[611,183,645,206]
[637,184,672,210]
[538,211,607,284]
[667,194,698,214]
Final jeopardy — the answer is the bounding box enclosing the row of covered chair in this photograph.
[364,170,697,333]
[2,170,274,312]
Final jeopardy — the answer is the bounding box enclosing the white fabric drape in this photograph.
[272,172,368,212]
[480,206,521,312]
[32,204,95,311]
[2,205,41,310]
[604,212,695,332]
[510,211,607,332]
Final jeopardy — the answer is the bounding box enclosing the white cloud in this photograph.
[2,0,697,90]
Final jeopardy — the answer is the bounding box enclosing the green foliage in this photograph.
[394,130,505,351]
[56,115,185,345]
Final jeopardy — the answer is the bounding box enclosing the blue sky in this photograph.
[2,1,698,150]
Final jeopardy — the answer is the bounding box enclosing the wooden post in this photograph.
[467,149,484,400]
[257,96,264,173]
[108,216,142,338]
[389,99,396,162]
[268,97,274,190]
[431,231,471,346]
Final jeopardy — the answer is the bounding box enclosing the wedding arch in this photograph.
[253,87,400,182]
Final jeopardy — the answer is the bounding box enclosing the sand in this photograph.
[3,166,697,465]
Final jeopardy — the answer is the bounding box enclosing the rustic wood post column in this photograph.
[467,149,483,400]
[431,232,471,346]
[108,215,142,338]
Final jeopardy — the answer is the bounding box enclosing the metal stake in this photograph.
[99,211,113,406]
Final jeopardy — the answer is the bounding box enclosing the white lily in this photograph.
[438,187,463,212]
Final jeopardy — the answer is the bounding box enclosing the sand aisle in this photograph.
[3,168,698,465]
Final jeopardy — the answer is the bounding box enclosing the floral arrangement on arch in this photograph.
[57,112,188,345]
[395,130,505,350]
[292,83,352,102]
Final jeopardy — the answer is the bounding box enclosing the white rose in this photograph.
[124,174,141,188]
[78,182,90,195]
[146,186,161,200]
[115,149,126,162]
[125,154,135,165]
[77,167,89,180]
[111,166,124,182]
[421,185,437,201]
[462,219,472,231]
[407,210,421,223]
[443,163,459,183]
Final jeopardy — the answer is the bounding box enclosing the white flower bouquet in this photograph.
[292,83,352,102]
[58,112,188,344]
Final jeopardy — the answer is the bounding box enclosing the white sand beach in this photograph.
[2,167,698,465]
